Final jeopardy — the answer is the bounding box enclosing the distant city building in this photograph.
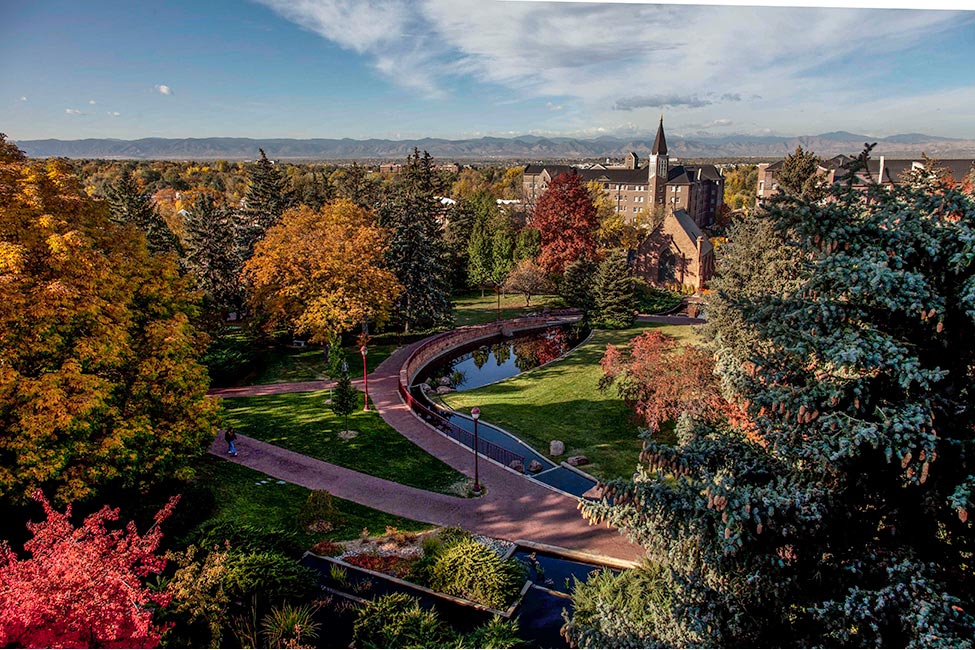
[756,155,975,202]
[522,118,724,229]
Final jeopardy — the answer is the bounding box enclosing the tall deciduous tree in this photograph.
[243,200,402,343]
[379,150,452,332]
[0,136,218,503]
[570,164,975,647]
[534,172,599,274]
[104,169,181,255]
[0,491,176,648]
[502,259,552,307]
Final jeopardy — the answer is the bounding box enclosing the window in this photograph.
[633,207,640,212]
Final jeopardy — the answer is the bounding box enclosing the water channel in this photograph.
[410,325,599,498]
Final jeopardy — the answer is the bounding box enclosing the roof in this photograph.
[671,209,713,256]
[525,164,649,184]
[652,117,668,156]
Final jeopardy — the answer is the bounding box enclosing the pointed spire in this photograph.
[652,116,668,156]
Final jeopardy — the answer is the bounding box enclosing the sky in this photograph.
[2,0,974,141]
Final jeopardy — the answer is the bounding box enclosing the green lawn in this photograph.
[220,390,467,494]
[441,323,702,481]
[250,343,399,385]
[452,291,564,327]
[193,456,433,548]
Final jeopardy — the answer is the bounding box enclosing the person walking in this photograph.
[225,428,238,456]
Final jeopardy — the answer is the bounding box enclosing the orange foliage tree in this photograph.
[533,172,599,274]
[0,135,218,503]
[243,200,403,343]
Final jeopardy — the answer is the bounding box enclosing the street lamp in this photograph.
[360,345,370,411]
[471,407,481,493]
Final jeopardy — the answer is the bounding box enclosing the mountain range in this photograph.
[13,132,975,162]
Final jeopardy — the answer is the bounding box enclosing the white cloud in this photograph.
[108,111,121,117]
[65,108,83,115]
[89,99,97,105]
[155,84,173,95]
[546,102,562,111]
[19,96,27,101]
[258,0,970,135]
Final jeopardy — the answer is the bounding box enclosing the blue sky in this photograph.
[2,1,974,141]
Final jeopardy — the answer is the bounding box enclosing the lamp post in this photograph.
[471,407,481,493]
[360,345,370,411]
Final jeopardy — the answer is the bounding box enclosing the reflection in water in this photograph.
[421,326,586,393]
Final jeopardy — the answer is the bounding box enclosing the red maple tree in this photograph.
[533,172,599,274]
[600,330,749,435]
[0,490,177,648]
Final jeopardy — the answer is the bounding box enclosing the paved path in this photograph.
[209,337,644,562]
[636,314,705,325]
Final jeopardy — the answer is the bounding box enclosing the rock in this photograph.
[566,455,590,467]
[438,376,452,386]
[509,459,525,472]
[550,440,565,456]
[528,460,544,473]
[435,386,453,395]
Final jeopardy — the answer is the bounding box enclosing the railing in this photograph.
[399,382,527,471]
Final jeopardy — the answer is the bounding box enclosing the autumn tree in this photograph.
[570,160,975,647]
[721,164,759,211]
[378,150,452,332]
[182,193,244,316]
[502,259,552,307]
[104,169,181,254]
[243,200,402,343]
[592,250,635,328]
[0,490,176,648]
[0,136,218,503]
[534,172,599,274]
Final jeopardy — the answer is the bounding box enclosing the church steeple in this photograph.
[651,115,668,155]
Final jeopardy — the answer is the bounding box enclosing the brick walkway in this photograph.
[209,336,644,562]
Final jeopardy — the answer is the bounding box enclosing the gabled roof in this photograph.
[671,209,713,256]
[652,117,668,155]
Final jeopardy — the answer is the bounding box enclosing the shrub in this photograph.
[191,520,302,557]
[222,551,317,604]
[329,564,348,587]
[298,490,344,532]
[261,602,320,648]
[633,279,682,315]
[309,540,344,557]
[204,331,260,387]
[429,539,527,609]
[352,593,454,649]
[344,553,415,578]
[462,616,525,649]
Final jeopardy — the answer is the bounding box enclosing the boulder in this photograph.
[550,440,566,456]
[528,460,544,473]
[438,376,452,386]
[435,386,454,395]
[566,455,590,467]
[509,459,525,473]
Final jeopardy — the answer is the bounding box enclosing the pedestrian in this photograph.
[225,428,238,456]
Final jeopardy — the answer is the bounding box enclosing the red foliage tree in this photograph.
[533,172,599,274]
[600,330,749,435]
[0,491,177,648]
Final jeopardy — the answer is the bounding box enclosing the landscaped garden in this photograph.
[220,390,469,494]
[441,323,702,481]
[452,291,564,327]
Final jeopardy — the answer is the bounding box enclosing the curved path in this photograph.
[209,334,644,562]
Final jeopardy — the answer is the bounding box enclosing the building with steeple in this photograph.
[522,117,724,229]
[520,118,721,289]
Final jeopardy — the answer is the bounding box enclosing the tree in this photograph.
[560,257,597,319]
[513,226,541,262]
[330,162,380,210]
[243,201,401,343]
[0,137,218,503]
[379,150,453,332]
[0,490,176,648]
[592,250,635,328]
[104,169,181,255]
[444,196,478,290]
[240,149,293,255]
[721,164,759,211]
[182,193,244,316]
[502,259,552,307]
[534,172,599,274]
[330,370,358,434]
[777,145,823,199]
[570,164,975,647]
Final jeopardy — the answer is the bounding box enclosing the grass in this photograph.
[193,456,433,548]
[441,323,703,481]
[250,343,399,385]
[220,390,467,494]
[452,291,564,327]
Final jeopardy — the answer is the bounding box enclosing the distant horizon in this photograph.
[3,1,974,142]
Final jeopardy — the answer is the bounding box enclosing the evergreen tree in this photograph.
[331,162,380,210]
[561,257,597,320]
[570,162,975,647]
[379,149,452,332]
[104,169,180,254]
[777,145,823,199]
[329,369,358,434]
[183,194,244,316]
[593,251,635,329]
[444,197,477,290]
[240,149,293,255]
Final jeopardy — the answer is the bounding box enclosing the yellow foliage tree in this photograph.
[0,135,218,503]
[243,200,403,343]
